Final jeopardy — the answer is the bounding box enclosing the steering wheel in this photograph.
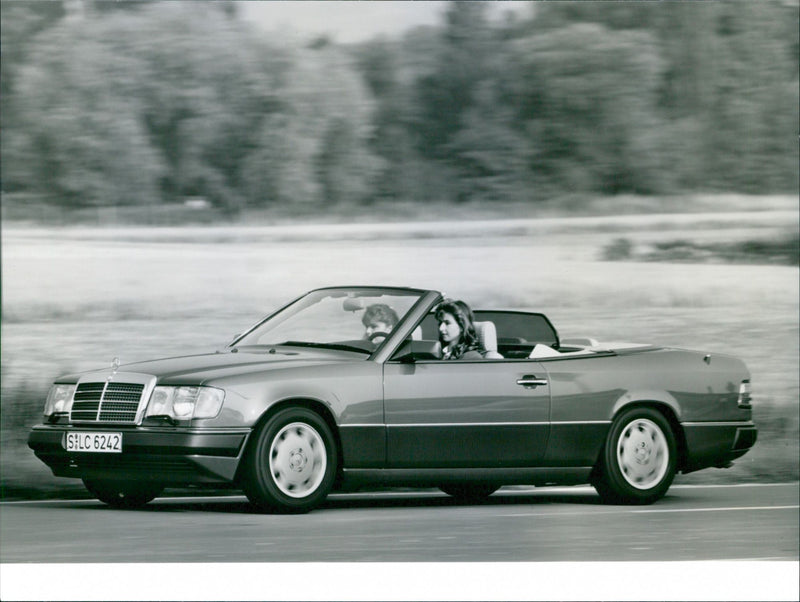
[368,331,391,343]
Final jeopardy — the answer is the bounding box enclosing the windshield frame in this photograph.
[230,286,437,359]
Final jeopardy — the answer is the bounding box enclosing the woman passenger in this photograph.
[435,299,484,360]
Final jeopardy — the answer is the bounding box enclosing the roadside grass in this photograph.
[602,232,799,265]
[3,193,795,227]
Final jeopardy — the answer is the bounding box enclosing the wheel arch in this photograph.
[235,397,344,485]
[592,399,688,478]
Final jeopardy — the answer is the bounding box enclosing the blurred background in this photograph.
[1,0,798,498]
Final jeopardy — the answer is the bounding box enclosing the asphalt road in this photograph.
[2,483,798,601]
[2,483,797,563]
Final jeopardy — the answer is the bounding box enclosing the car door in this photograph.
[382,358,551,468]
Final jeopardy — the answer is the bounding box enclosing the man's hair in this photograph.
[362,303,399,327]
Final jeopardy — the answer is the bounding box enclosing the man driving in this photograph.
[362,303,399,344]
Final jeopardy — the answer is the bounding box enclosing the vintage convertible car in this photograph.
[29,286,757,512]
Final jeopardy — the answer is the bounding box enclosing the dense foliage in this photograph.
[2,1,797,213]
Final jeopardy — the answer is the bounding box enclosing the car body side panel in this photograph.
[196,360,385,468]
[538,354,623,465]
[543,423,611,467]
[383,359,550,468]
[540,348,753,467]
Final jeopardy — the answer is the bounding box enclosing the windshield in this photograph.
[234,288,426,353]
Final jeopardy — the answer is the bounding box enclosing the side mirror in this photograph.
[392,340,442,362]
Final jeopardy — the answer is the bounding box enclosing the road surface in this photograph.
[2,483,797,563]
[2,483,798,601]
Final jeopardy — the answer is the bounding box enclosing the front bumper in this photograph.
[28,425,250,484]
[681,421,758,473]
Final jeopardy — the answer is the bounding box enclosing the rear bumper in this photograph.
[681,421,758,473]
[28,425,250,484]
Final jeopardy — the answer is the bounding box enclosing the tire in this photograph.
[82,479,163,509]
[242,407,337,513]
[439,483,500,501]
[593,407,677,505]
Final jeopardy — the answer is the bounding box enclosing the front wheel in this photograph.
[242,407,337,513]
[593,407,677,505]
[82,479,163,509]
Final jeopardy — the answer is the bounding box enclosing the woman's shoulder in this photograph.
[460,349,485,360]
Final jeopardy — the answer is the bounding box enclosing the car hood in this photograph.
[61,348,363,385]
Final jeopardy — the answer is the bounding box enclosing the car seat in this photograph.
[474,321,503,359]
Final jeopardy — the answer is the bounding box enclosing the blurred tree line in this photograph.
[1,0,797,214]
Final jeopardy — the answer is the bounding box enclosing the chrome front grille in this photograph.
[70,382,146,423]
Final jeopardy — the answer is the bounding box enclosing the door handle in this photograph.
[516,375,548,388]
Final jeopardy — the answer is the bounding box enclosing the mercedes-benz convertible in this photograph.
[29,286,757,512]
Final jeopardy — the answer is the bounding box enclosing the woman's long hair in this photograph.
[434,299,479,359]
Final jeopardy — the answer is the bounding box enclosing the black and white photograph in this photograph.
[1,1,798,600]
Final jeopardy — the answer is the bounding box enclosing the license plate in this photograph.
[64,432,123,453]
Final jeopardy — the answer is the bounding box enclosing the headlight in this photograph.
[145,386,224,421]
[44,384,76,417]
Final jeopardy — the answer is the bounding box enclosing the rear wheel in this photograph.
[593,407,677,505]
[439,483,500,501]
[82,479,163,509]
[243,407,337,513]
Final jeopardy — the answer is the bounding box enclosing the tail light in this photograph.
[737,380,752,409]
